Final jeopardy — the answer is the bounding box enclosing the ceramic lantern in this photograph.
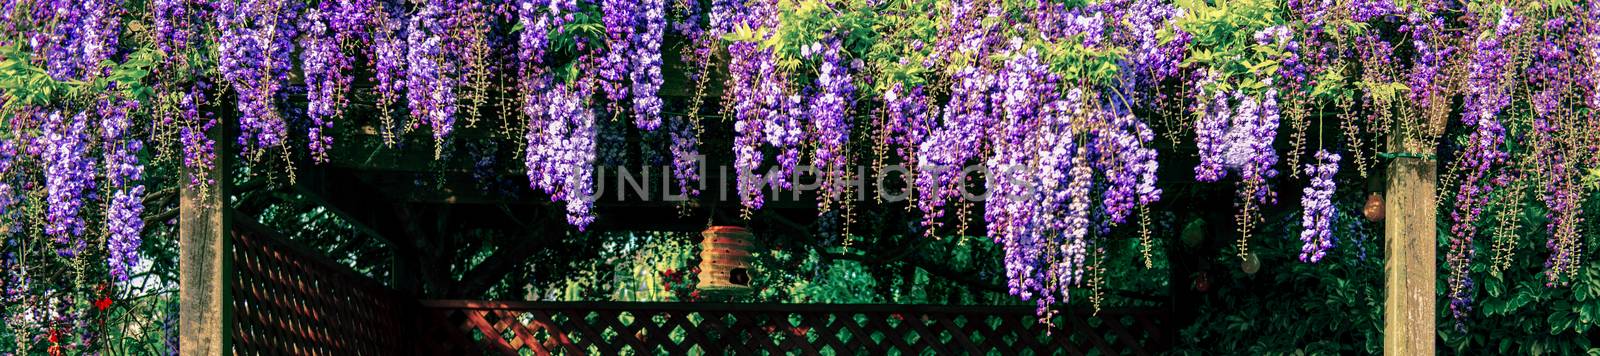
[696,226,754,296]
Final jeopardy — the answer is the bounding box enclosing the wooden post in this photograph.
[1384,156,1435,354]
[180,128,229,354]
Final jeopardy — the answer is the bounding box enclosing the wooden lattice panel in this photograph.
[231,218,410,355]
[417,301,1168,355]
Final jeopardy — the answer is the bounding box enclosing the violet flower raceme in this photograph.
[1299,150,1339,263]
[45,0,118,80]
[808,38,855,206]
[153,0,194,54]
[1449,7,1521,322]
[631,0,665,130]
[1094,106,1162,225]
[601,0,637,102]
[724,1,793,210]
[1194,86,1232,182]
[1404,8,1451,107]
[524,83,596,229]
[101,98,144,280]
[1586,3,1600,110]
[1351,0,1396,22]
[1216,92,1260,173]
[728,40,768,210]
[668,115,701,197]
[327,0,376,44]
[0,139,15,220]
[882,84,930,164]
[516,0,547,65]
[1526,19,1586,284]
[768,93,805,191]
[1534,113,1582,285]
[216,0,300,156]
[1107,0,1188,96]
[406,0,456,141]
[301,6,353,163]
[179,89,217,188]
[987,50,1053,290]
[371,10,406,138]
[1243,89,1280,204]
[41,111,95,257]
[917,65,994,229]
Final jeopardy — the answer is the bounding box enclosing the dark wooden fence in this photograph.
[416,300,1169,355]
[231,218,412,355]
[228,218,1168,355]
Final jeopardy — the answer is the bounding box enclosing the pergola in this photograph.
[168,36,1439,356]
[173,119,1183,354]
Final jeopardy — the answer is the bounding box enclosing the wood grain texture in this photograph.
[1384,156,1436,355]
[180,128,229,355]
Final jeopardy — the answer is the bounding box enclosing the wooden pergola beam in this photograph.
[1384,154,1436,351]
[179,122,231,355]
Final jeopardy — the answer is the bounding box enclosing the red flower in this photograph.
[95,296,113,311]
[689,290,701,300]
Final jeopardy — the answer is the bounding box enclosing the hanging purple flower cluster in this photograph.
[1402,6,1452,108]
[525,83,597,229]
[43,0,119,80]
[1094,106,1162,225]
[1350,0,1396,22]
[1535,116,1582,286]
[806,38,855,207]
[985,54,1073,315]
[1107,0,1190,95]
[916,65,994,230]
[516,0,546,65]
[100,98,144,281]
[371,9,407,143]
[1299,150,1338,263]
[1242,89,1281,204]
[325,0,376,42]
[728,40,769,210]
[1449,8,1521,322]
[986,46,1054,267]
[300,5,353,163]
[153,0,195,55]
[1527,16,1586,286]
[1587,3,1600,111]
[406,0,457,142]
[40,111,95,257]
[0,139,16,222]
[215,0,300,157]
[1199,88,1280,198]
[517,0,576,66]
[600,0,637,103]
[723,0,796,211]
[668,115,700,197]
[630,0,666,130]
[178,89,217,188]
[1287,0,1331,28]
[1193,80,1232,182]
[881,84,930,164]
